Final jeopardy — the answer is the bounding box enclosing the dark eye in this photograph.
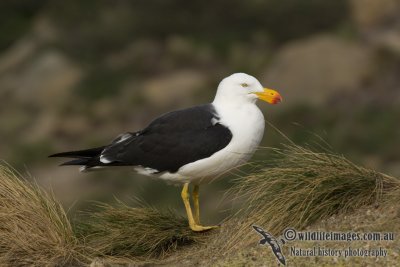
[241,83,249,88]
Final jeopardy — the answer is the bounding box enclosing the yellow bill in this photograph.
[254,88,282,104]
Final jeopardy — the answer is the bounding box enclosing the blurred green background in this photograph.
[0,0,399,223]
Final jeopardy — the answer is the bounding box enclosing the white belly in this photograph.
[159,103,265,185]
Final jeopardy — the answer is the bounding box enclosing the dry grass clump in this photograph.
[220,144,400,252]
[0,165,87,266]
[79,201,210,260]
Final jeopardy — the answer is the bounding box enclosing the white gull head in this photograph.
[213,73,282,106]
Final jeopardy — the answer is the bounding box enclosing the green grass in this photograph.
[77,201,210,260]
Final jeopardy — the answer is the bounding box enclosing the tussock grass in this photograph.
[219,144,400,253]
[0,164,88,266]
[79,201,210,260]
[76,143,399,262]
[1,143,399,265]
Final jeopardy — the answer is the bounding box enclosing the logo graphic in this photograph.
[252,225,287,265]
[252,227,393,263]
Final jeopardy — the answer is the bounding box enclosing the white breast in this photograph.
[159,103,265,184]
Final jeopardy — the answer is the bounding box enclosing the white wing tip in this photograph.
[100,155,112,164]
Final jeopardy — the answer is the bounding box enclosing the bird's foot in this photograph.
[189,223,219,232]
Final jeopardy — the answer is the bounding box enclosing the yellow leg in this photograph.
[181,183,196,228]
[181,183,218,232]
[193,185,200,224]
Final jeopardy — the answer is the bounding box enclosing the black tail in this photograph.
[59,158,92,166]
[49,146,105,167]
[49,147,105,159]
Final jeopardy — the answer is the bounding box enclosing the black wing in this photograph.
[100,104,232,173]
